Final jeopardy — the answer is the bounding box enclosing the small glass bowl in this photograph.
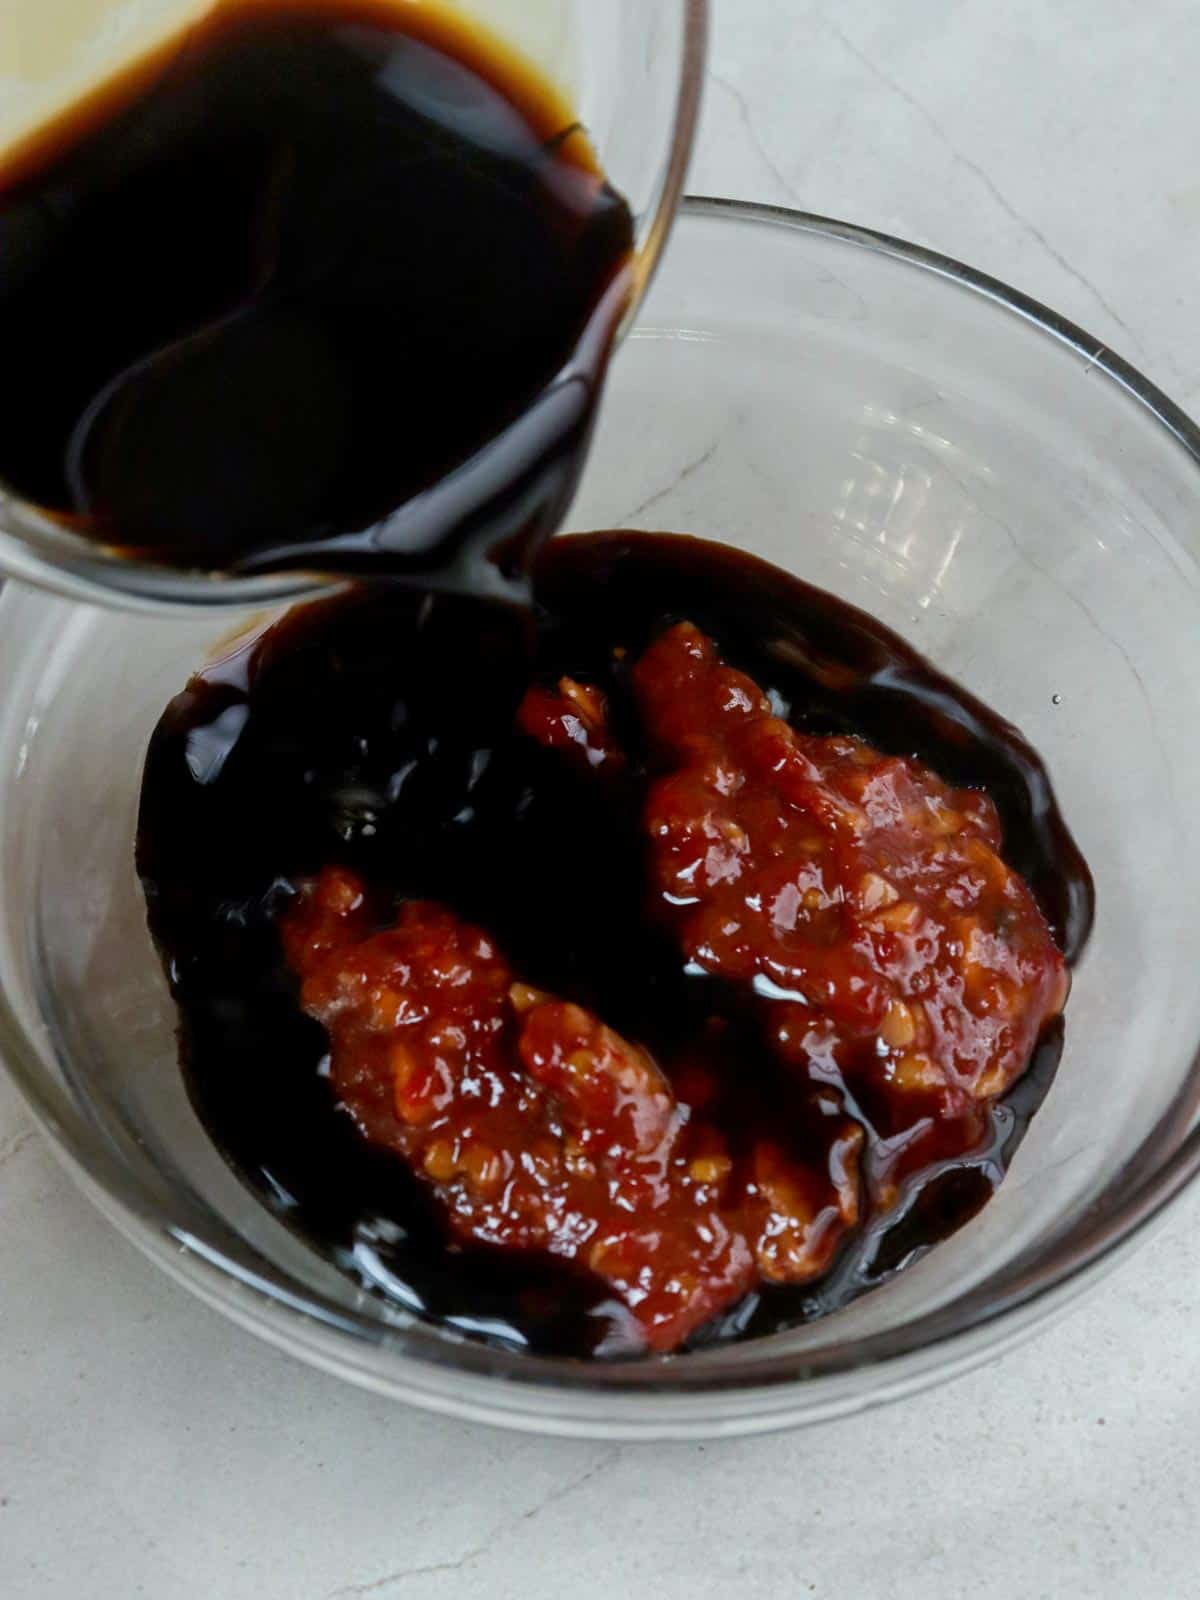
[2,198,1199,1438]
[0,0,707,611]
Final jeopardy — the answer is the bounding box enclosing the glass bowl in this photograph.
[0,0,707,610]
[3,197,1199,1439]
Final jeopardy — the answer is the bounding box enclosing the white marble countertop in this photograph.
[4,3,1200,1595]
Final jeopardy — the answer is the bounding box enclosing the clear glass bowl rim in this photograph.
[4,196,1200,1439]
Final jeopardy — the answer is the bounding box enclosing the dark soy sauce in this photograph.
[0,0,632,591]
[136,532,1095,1358]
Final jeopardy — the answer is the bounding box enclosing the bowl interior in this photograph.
[2,202,1199,1430]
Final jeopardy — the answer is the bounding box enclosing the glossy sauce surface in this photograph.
[0,0,632,589]
[137,533,1094,1357]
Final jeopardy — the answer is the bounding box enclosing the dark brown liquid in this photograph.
[136,532,1094,1358]
[0,0,632,591]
